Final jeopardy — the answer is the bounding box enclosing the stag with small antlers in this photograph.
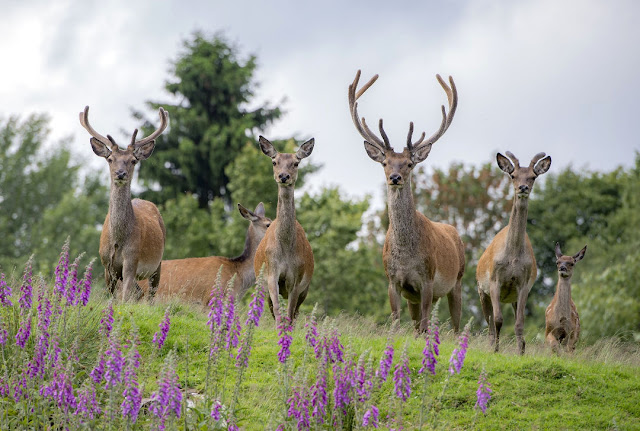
[545,242,586,353]
[80,106,169,302]
[348,70,465,332]
[254,136,315,328]
[476,151,551,354]
[138,202,271,305]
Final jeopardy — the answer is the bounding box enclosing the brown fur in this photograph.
[254,136,315,327]
[476,151,551,354]
[545,243,586,353]
[139,203,271,306]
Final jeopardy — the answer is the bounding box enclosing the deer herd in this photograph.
[79,69,586,355]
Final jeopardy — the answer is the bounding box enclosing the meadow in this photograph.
[0,244,639,431]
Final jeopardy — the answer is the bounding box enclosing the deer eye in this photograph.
[107,158,113,164]
[382,161,387,167]
[272,161,276,166]
[131,159,137,165]
[294,162,299,167]
[510,174,514,179]
[407,162,413,168]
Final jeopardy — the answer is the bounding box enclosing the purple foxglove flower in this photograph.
[99,301,114,338]
[207,281,225,331]
[47,335,61,367]
[475,368,492,414]
[19,258,33,313]
[76,381,101,419]
[277,316,293,363]
[0,375,9,398]
[65,254,83,306]
[122,331,142,423]
[0,273,12,307]
[79,260,94,306]
[153,307,171,350]
[356,354,373,403]
[376,344,394,385]
[419,318,440,376]
[105,330,125,389]
[245,279,266,327]
[362,405,379,428]
[225,294,241,351]
[328,330,344,363]
[13,374,27,401]
[449,322,471,375]
[40,361,77,415]
[210,400,223,420]
[311,359,328,422]
[0,324,7,346]
[15,316,31,349]
[305,305,319,349]
[333,359,356,414]
[393,346,411,402]
[90,349,106,384]
[287,387,311,430]
[28,334,49,378]
[54,239,70,298]
[149,350,182,429]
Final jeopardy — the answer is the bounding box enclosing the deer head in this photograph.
[238,202,271,234]
[555,243,587,278]
[348,70,457,187]
[80,106,169,186]
[496,151,552,199]
[258,136,314,187]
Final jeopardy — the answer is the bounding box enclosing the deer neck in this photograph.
[231,225,261,285]
[275,185,297,247]
[108,183,135,243]
[387,183,419,249]
[555,277,573,319]
[505,196,529,254]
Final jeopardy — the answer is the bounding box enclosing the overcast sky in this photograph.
[1,0,638,210]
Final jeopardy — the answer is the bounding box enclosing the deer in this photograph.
[545,242,586,353]
[80,106,169,302]
[476,151,551,354]
[348,70,465,333]
[254,136,315,328]
[138,202,272,305]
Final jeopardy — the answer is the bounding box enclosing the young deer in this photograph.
[254,136,315,327]
[138,203,271,305]
[80,106,168,302]
[476,151,551,354]
[348,70,465,332]
[545,242,586,353]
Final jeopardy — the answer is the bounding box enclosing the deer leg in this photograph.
[407,302,421,332]
[388,281,402,322]
[546,331,560,354]
[447,279,462,333]
[514,289,528,355]
[291,286,309,323]
[478,289,495,343]
[104,268,117,296]
[266,272,282,328]
[121,260,138,303]
[489,281,502,352]
[419,280,435,333]
[147,262,162,302]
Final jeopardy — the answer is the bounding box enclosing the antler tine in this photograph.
[505,151,521,168]
[413,75,458,150]
[131,107,169,148]
[529,152,547,169]
[348,70,388,151]
[378,119,392,149]
[79,106,111,147]
[130,129,139,146]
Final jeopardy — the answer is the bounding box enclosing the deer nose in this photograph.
[390,174,402,184]
[518,185,529,193]
[115,170,127,180]
[278,173,290,183]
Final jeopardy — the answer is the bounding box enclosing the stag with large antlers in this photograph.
[80,106,169,301]
[476,151,551,354]
[254,136,315,328]
[348,70,465,332]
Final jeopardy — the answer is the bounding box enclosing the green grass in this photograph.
[117,298,640,430]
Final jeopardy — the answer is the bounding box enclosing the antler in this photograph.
[79,106,113,148]
[410,74,458,151]
[529,152,547,169]
[128,107,169,150]
[348,70,392,152]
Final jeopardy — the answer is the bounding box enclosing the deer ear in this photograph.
[364,141,385,163]
[258,136,278,158]
[555,242,563,259]
[411,143,433,164]
[296,138,314,159]
[254,202,265,217]
[496,153,515,174]
[133,141,155,161]
[573,245,587,262]
[238,203,258,222]
[90,138,111,158]
[534,155,552,176]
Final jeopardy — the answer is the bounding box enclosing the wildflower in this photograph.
[355,352,373,403]
[15,315,31,349]
[305,304,319,349]
[0,273,12,307]
[277,316,293,363]
[122,330,142,423]
[18,257,33,313]
[475,368,492,414]
[0,321,7,346]
[287,387,311,430]
[419,317,440,376]
[333,358,356,415]
[13,374,28,401]
[76,380,101,419]
[210,400,223,420]
[207,276,225,331]
[65,253,84,306]
[54,239,70,297]
[393,345,411,402]
[28,334,49,378]
[328,330,344,363]
[245,277,266,327]
[99,301,114,338]
[362,405,380,428]
[149,349,182,430]
[449,321,471,375]
[79,259,95,306]
[90,347,106,384]
[225,293,241,351]
[40,361,77,415]
[152,307,171,350]
[376,343,394,385]
[311,358,328,423]
[105,328,125,389]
